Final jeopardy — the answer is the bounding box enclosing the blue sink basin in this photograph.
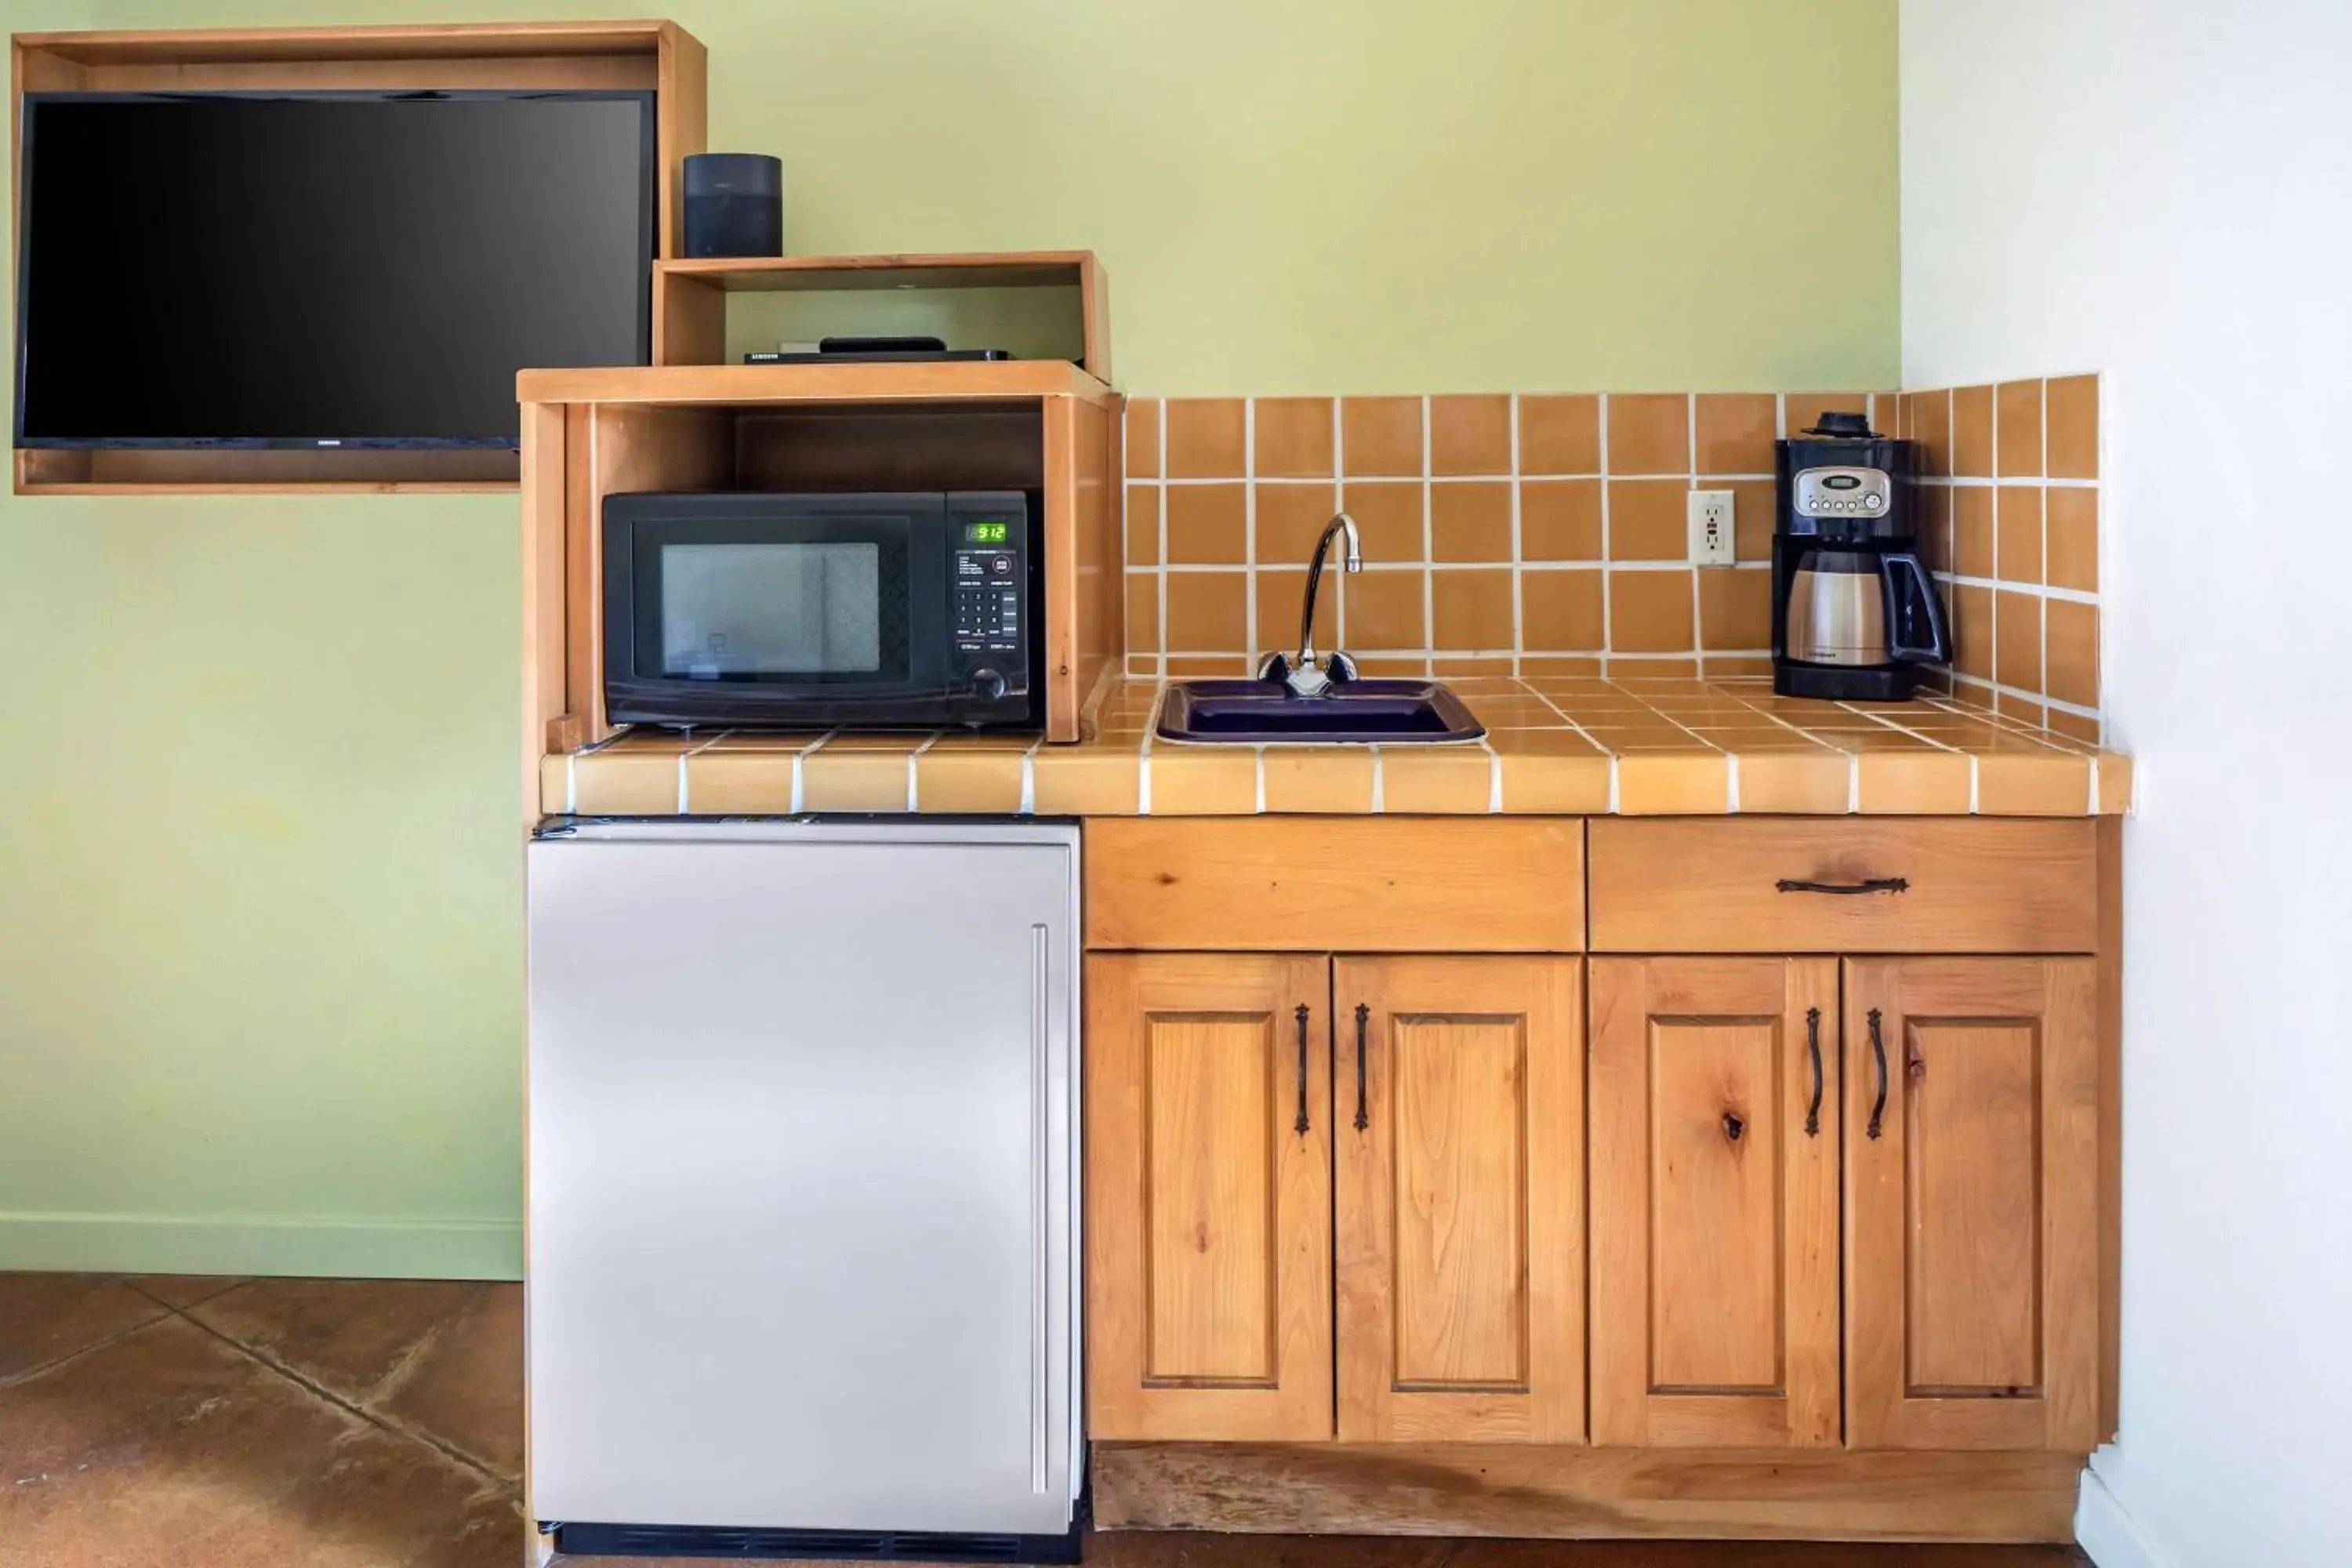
[1156,679,1486,745]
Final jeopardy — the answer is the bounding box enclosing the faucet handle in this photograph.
[1323,652,1359,685]
[1255,652,1294,687]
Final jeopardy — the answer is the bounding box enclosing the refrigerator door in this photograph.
[526,820,1079,1536]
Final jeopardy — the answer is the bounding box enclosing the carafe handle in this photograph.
[1886,551,1951,664]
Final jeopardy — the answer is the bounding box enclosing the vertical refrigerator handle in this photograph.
[1028,922,1051,1497]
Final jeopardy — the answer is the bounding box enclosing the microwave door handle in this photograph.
[1886,551,1951,663]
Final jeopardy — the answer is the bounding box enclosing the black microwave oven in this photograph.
[602,490,1041,730]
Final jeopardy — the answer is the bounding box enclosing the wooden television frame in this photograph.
[9,20,707,495]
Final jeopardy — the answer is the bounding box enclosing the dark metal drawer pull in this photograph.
[1804,1006,1824,1137]
[1866,1007,1889,1141]
[1777,876,1910,896]
[1294,1004,1311,1134]
[1352,1003,1370,1131]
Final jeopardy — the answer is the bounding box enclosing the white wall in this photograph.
[1900,3,2352,1564]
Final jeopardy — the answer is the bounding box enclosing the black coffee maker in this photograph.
[1772,411,1951,700]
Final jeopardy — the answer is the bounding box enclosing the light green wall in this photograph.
[0,0,1896,1278]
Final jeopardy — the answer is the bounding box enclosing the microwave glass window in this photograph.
[662,542,884,677]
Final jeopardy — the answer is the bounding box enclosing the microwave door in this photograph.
[604,497,956,729]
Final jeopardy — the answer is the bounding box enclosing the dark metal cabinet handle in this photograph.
[1804,1007,1824,1137]
[1777,876,1910,896]
[1294,1004,1312,1134]
[1352,1003,1370,1131]
[1866,1007,1889,1141]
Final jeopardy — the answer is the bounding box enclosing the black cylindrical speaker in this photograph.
[683,154,783,258]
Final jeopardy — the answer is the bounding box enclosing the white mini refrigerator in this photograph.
[525,819,1083,1561]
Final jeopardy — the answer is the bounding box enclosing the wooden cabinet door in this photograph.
[1333,956,1584,1442]
[1845,958,2100,1450]
[1588,958,1842,1447]
[1085,953,1333,1440]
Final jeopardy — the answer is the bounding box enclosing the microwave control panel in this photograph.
[950,511,1029,693]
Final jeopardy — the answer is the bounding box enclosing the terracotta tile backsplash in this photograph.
[1125,390,1895,684]
[1894,373,2105,735]
[1123,379,2102,737]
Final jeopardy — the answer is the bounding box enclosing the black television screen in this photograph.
[14,91,655,448]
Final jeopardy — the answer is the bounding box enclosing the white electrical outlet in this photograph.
[1688,488,1737,567]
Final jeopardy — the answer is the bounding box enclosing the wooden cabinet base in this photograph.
[1089,1442,2084,1543]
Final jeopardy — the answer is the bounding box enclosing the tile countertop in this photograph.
[541,677,2133,819]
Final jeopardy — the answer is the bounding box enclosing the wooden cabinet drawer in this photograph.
[1588,819,2096,954]
[1084,818,1584,953]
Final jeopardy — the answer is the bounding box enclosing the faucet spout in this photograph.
[1287,512,1362,695]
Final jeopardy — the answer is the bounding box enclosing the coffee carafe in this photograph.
[1772,412,1951,700]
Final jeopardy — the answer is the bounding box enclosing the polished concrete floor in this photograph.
[0,1273,2089,1567]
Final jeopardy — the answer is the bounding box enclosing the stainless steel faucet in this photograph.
[1258,511,1363,696]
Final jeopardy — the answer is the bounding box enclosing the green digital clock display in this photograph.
[967,521,1011,544]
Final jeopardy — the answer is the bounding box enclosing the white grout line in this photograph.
[1157,401,1169,663]
[1598,396,1614,652]
[563,753,576,815]
[1368,746,1386,813]
[1508,393,1525,678]
[1019,738,1038,814]
[1243,398,1258,665]
[1420,397,1435,678]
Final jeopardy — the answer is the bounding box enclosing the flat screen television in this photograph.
[13,91,655,450]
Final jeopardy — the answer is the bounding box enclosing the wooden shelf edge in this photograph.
[517,360,1113,408]
[14,480,521,496]
[656,251,1092,292]
[15,20,682,63]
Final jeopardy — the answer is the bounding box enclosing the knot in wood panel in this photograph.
[1722,1110,1745,1142]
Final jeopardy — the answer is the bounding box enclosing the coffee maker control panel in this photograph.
[1793,466,1893,519]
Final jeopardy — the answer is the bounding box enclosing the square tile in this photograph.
[1857,750,1973,813]
[2047,374,2100,478]
[1254,566,1333,656]
[572,752,681,815]
[1339,481,1425,562]
[1497,750,1612,813]
[1379,747,1494,812]
[1997,379,2045,477]
[1124,484,1160,566]
[1606,393,1689,475]
[2047,597,2100,710]
[1996,485,2044,585]
[1519,394,1600,474]
[1148,749,1258,815]
[1429,395,1512,474]
[1124,397,1161,478]
[0,1275,167,1381]
[1345,568,1427,649]
[2046,486,2100,591]
[1951,384,1994,477]
[1032,748,1140,814]
[1522,478,1602,561]
[1522,569,1605,652]
[1954,582,1994,680]
[1609,569,1697,653]
[1432,568,1515,650]
[802,749,912,811]
[1124,572,1161,654]
[1694,393,1775,474]
[1616,753,1730,814]
[1904,388,1951,476]
[1606,478,1689,561]
[1737,749,1851,813]
[1261,748,1376,812]
[1253,397,1335,477]
[1166,483,1247,564]
[1341,397,1424,477]
[1255,481,1341,563]
[1165,571,1248,652]
[1165,397,1246,478]
[1953,486,1994,579]
[1994,590,2044,694]
[916,747,1029,813]
[684,753,792,813]
[1429,482,1513,561]
[1978,751,2092,815]
[1720,477,1777,563]
[1698,568,1774,650]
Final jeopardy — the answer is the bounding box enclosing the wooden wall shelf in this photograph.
[517,360,1112,409]
[9,20,707,497]
[653,250,1110,383]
